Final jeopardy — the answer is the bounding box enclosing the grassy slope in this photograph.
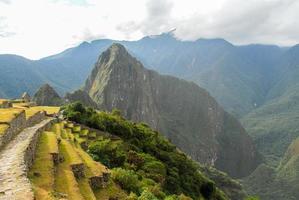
[28,132,55,200]
[242,88,299,166]
[242,138,299,200]
[29,122,127,200]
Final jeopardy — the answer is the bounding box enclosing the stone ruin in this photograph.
[71,163,85,178]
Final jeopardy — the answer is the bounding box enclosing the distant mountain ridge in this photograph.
[69,43,262,178]
[0,32,287,116]
[2,32,299,168]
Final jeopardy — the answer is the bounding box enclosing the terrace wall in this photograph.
[0,101,12,108]
[26,111,46,128]
[24,119,54,171]
[0,111,26,149]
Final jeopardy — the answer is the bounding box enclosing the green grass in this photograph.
[0,124,9,135]
[45,131,58,154]
[93,180,127,200]
[54,139,85,200]
[73,125,81,133]
[0,108,24,123]
[29,121,129,200]
[80,129,89,137]
[28,132,56,200]
[88,132,97,139]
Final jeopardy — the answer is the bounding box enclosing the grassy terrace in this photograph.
[28,132,56,200]
[0,108,23,123]
[29,121,127,200]
[55,139,85,200]
[0,124,9,135]
[25,106,60,119]
[0,99,8,105]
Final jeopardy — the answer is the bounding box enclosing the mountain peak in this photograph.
[33,83,62,106]
[82,45,261,178]
[99,43,131,63]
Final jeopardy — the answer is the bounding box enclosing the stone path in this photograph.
[0,118,53,200]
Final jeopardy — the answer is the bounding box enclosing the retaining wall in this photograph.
[24,119,54,172]
[0,111,26,149]
[26,111,46,128]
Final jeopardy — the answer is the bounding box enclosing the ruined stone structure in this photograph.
[0,100,12,108]
[71,163,85,178]
[21,92,31,102]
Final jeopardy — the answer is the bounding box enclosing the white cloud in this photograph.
[0,0,299,59]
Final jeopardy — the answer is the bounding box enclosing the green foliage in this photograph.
[138,189,158,200]
[88,139,126,168]
[245,197,260,200]
[111,168,140,194]
[126,192,138,200]
[63,102,227,200]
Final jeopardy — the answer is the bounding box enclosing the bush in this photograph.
[111,168,140,194]
[138,189,158,200]
[88,139,126,168]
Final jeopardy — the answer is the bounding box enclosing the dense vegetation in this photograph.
[63,102,228,200]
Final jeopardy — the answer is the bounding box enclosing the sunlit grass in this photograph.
[28,132,56,200]
[0,108,24,123]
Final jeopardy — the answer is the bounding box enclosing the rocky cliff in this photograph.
[79,43,261,178]
[33,84,63,106]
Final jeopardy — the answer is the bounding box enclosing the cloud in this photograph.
[1,0,299,59]
[0,0,10,4]
[174,0,299,45]
[117,0,174,36]
[0,17,15,38]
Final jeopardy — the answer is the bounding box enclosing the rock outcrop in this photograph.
[73,43,261,178]
[33,84,63,106]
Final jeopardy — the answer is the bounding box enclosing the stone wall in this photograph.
[26,111,46,128]
[0,101,12,108]
[0,111,26,150]
[24,119,54,171]
[24,119,54,172]
[71,163,85,178]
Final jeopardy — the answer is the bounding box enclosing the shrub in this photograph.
[88,139,126,168]
[111,168,140,194]
[138,189,158,200]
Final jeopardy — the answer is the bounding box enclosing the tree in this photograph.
[138,189,158,200]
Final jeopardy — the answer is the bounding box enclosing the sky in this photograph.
[0,0,299,59]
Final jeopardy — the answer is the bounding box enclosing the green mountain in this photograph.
[241,45,299,166]
[0,33,285,118]
[33,84,63,106]
[70,43,261,178]
[243,137,299,200]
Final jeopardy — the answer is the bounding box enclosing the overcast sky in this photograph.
[0,0,299,59]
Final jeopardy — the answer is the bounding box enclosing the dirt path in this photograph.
[0,118,53,200]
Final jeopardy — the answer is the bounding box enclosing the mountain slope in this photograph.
[78,43,261,178]
[63,102,247,200]
[0,55,45,98]
[243,137,299,200]
[242,45,299,166]
[32,84,63,106]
